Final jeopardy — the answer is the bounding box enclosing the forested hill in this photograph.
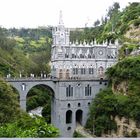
[0,27,52,77]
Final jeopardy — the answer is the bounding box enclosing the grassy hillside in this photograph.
[0,27,52,77]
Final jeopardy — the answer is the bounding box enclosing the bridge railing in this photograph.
[4,76,107,82]
[4,74,59,81]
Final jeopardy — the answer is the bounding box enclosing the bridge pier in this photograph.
[19,92,27,111]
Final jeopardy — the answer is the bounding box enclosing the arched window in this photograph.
[76,110,83,125]
[66,110,72,124]
[59,69,63,79]
[81,68,86,75]
[88,102,91,106]
[66,69,70,79]
[67,103,71,108]
[73,68,78,75]
[78,103,81,107]
[89,68,94,74]
[80,54,83,58]
[65,53,69,58]
[66,85,73,97]
[88,54,91,58]
[85,84,92,96]
[72,54,75,58]
[98,66,104,77]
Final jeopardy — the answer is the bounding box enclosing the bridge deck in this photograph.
[5,77,108,82]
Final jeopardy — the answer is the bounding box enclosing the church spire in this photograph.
[59,10,64,25]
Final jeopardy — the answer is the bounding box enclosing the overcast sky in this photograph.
[0,0,138,28]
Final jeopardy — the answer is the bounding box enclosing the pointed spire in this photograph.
[59,10,64,25]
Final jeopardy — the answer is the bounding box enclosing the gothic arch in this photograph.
[59,69,63,79]
[66,110,72,124]
[8,81,56,111]
[66,69,70,79]
[76,109,83,125]
[98,66,104,77]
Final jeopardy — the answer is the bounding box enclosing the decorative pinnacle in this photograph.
[59,10,64,25]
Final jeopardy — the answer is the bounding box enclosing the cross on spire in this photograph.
[59,10,64,25]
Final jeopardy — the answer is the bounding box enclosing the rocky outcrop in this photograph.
[125,24,140,42]
[102,116,140,137]
[112,81,129,95]
[114,116,140,137]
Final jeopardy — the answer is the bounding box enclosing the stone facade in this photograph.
[7,78,108,137]
[51,11,118,80]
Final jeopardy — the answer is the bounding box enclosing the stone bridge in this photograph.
[6,77,108,137]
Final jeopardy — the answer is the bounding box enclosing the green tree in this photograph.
[0,79,20,124]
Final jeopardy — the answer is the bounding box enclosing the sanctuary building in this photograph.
[51,11,118,80]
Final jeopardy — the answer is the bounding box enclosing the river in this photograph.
[28,106,43,117]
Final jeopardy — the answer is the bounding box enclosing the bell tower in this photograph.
[52,11,70,46]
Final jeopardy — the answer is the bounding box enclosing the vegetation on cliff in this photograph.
[85,3,140,136]
[86,55,140,137]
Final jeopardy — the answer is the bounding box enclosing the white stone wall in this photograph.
[51,21,118,79]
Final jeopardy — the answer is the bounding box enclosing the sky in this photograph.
[0,0,138,28]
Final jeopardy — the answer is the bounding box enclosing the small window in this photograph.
[89,68,94,74]
[68,103,71,108]
[81,68,86,75]
[73,68,78,75]
[21,83,26,91]
[67,127,71,130]
[78,103,81,107]
[88,102,91,106]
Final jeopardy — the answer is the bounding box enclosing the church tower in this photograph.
[52,11,70,46]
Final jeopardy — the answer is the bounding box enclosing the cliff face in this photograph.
[125,24,140,42]
[114,116,140,137]
[102,116,140,137]
[112,81,129,96]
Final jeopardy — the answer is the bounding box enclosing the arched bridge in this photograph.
[6,77,57,110]
[5,77,108,137]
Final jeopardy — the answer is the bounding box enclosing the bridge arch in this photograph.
[7,80,56,111]
[26,83,55,96]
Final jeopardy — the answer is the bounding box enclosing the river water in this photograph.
[28,106,43,117]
